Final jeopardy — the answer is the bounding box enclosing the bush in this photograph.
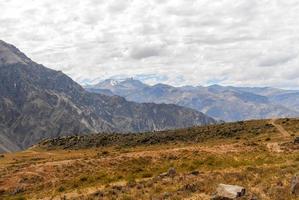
[126,176,136,187]
[141,172,153,178]
[15,197,26,200]
[80,176,88,182]
[57,186,66,192]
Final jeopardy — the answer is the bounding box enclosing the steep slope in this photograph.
[0,40,216,153]
[86,79,299,121]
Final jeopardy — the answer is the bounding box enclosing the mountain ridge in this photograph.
[86,78,299,121]
[0,40,216,153]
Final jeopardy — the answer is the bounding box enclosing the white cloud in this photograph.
[0,0,299,89]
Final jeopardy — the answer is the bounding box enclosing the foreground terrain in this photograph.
[0,118,299,199]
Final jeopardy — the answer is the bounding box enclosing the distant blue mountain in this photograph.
[86,79,299,121]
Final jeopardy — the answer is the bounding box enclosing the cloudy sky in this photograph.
[1,0,299,89]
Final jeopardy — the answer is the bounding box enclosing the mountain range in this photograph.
[0,40,216,153]
[85,79,299,122]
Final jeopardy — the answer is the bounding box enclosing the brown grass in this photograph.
[0,118,299,199]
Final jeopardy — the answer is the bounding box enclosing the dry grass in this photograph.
[0,118,299,199]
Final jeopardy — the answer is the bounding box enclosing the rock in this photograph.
[291,174,299,195]
[11,187,24,195]
[189,170,200,176]
[211,184,246,200]
[159,168,176,178]
[294,137,299,144]
[159,172,168,178]
[167,168,176,177]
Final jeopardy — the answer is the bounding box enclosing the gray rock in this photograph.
[167,168,176,177]
[159,168,177,178]
[291,175,299,195]
[211,184,246,200]
[294,137,299,144]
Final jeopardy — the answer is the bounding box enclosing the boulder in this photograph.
[291,174,299,195]
[159,168,176,178]
[167,167,176,177]
[294,137,299,144]
[211,184,246,200]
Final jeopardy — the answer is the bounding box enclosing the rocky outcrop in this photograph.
[0,40,216,153]
[291,174,299,195]
[211,184,246,200]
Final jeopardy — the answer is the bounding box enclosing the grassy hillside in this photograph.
[0,118,299,199]
[38,119,278,150]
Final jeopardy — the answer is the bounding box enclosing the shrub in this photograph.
[57,186,66,192]
[141,172,153,178]
[80,176,88,182]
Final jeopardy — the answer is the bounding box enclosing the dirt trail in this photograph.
[266,119,292,153]
[270,118,291,138]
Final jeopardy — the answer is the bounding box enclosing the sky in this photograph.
[1,0,299,89]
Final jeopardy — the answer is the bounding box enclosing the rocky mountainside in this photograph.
[0,40,216,153]
[86,79,299,121]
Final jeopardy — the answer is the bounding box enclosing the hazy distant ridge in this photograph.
[86,79,299,121]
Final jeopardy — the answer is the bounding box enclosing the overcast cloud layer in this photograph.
[1,0,299,89]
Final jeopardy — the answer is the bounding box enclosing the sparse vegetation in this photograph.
[0,118,299,199]
[38,119,278,150]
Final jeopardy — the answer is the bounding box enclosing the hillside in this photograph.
[0,40,215,153]
[85,79,299,121]
[0,118,299,199]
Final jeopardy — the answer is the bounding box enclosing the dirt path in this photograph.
[266,119,291,153]
[270,119,291,138]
